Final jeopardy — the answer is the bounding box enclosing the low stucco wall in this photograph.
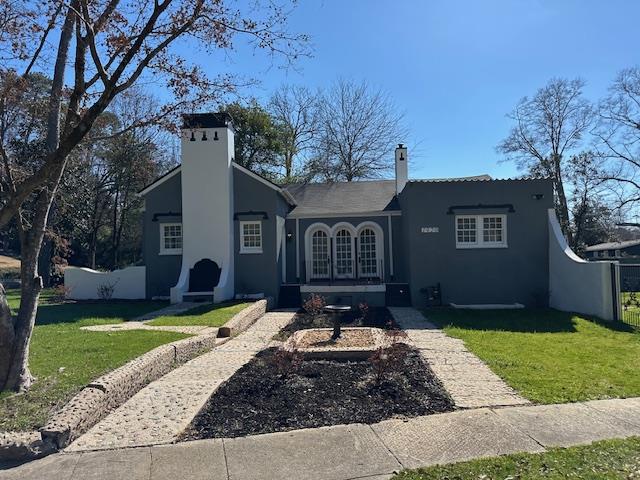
[65,266,146,300]
[548,210,618,321]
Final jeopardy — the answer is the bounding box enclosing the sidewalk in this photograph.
[5,396,640,480]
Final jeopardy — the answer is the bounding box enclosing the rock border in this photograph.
[0,299,270,463]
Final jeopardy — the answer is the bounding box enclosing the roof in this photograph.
[182,112,234,130]
[409,174,492,183]
[585,239,640,252]
[284,180,400,217]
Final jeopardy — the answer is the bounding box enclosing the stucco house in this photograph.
[138,112,554,308]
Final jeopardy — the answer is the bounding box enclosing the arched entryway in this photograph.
[304,221,384,283]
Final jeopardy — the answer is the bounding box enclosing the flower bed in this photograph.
[181,344,454,440]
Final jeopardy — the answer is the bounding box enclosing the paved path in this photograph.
[81,302,209,335]
[389,307,529,408]
[5,397,640,480]
[66,311,296,452]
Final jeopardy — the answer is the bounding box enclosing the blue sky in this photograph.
[197,0,640,180]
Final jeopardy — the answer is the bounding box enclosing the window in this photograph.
[455,215,507,249]
[240,221,262,254]
[160,223,182,255]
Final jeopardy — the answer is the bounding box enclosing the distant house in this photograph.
[584,239,640,263]
[138,112,555,308]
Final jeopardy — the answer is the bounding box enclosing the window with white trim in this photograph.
[455,215,507,248]
[159,223,182,255]
[240,221,262,254]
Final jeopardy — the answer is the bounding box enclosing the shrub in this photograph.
[368,329,409,386]
[269,345,304,380]
[358,301,369,321]
[303,293,326,316]
[97,281,117,300]
[50,284,72,303]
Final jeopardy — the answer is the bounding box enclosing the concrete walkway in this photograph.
[389,307,529,408]
[66,311,296,452]
[5,397,640,480]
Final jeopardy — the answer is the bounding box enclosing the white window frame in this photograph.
[455,214,508,249]
[159,222,183,255]
[240,220,263,254]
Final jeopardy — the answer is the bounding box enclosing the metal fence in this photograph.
[619,264,640,327]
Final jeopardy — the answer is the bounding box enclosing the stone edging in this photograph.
[0,299,270,463]
[217,298,272,337]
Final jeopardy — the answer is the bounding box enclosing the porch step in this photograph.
[279,285,301,308]
[183,291,214,303]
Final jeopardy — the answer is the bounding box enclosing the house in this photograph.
[584,239,640,263]
[138,112,554,308]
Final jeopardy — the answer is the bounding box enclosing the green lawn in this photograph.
[393,437,640,479]
[426,308,640,404]
[0,289,189,431]
[147,301,250,327]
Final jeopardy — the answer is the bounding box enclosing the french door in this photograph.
[358,227,379,278]
[333,228,355,279]
[310,230,330,280]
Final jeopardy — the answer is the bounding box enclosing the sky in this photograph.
[193,0,640,181]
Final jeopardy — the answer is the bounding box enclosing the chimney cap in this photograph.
[397,143,405,149]
[182,112,235,131]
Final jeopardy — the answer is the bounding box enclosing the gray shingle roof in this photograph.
[585,239,640,252]
[284,180,400,217]
[284,174,494,217]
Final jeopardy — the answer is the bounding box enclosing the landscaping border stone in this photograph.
[217,299,271,337]
[1,300,271,462]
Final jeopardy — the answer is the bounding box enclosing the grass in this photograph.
[393,437,640,479]
[147,301,250,327]
[425,308,640,404]
[0,289,189,431]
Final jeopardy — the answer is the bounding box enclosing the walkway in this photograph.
[389,307,529,408]
[66,311,296,452]
[5,397,640,480]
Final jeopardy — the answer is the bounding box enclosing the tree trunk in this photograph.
[553,155,573,246]
[0,284,15,389]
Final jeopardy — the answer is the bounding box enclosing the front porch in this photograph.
[279,281,411,308]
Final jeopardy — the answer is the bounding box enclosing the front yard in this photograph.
[0,289,189,431]
[394,436,640,480]
[426,308,640,404]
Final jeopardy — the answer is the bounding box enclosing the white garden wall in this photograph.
[548,209,619,321]
[64,266,146,300]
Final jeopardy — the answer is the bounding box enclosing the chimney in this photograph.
[170,112,235,304]
[395,144,408,195]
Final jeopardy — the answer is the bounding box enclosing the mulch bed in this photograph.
[274,307,397,341]
[180,344,454,440]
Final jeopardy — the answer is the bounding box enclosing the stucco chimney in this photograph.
[170,112,235,304]
[395,144,408,195]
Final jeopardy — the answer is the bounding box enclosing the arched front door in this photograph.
[310,229,330,280]
[333,228,355,279]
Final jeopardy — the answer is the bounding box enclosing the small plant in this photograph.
[270,344,304,380]
[50,284,72,303]
[97,281,118,300]
[358,301,369,322]
[368,329,409,386]
[303,293,326,316]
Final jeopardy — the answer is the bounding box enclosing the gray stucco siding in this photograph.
[233,168,291,302]
[142,172,183,298]
[399,179,554,308]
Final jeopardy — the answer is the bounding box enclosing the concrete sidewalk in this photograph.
[4,397,640,480]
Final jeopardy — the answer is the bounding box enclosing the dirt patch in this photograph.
[274,307,397,341]
[180,344,454,440]
[295,328,375,349]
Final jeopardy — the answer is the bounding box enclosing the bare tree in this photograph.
[269,85,319,181]
[498,78,593,243]
[0,0,308,392]
[594,67,640,211]
[311,79,407,182]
